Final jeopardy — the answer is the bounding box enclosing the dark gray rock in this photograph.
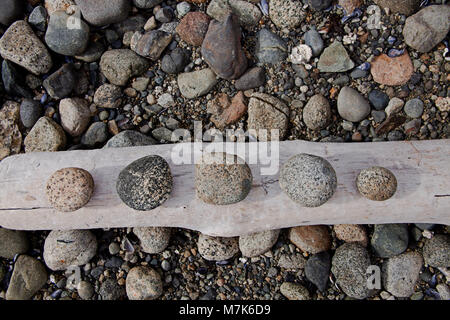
[1,60,33,98]
[99,278,126,300]
[308,0,332,10]
[161,48,190,74]
[305,251,330,292]
[0,0,23,26]
[368,89,389,111]
[116,155,173,210]
[43,64,78,100]
[371,110,386,123]
[20,99,43,128]
[371,224,409,258]
[28,5,47,32]
[75,41,105,63]
[256,28,288,65]
[81,122,108,146]
[201,14,247,80]
[304,28,324,57]
[104,130,157,148]
[415,223,435,230]
[155,7,174,23]
[235,67,265,91]
[45,11,90,56]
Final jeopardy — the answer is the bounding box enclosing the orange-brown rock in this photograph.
[288,225,331,254]
[176,12,211,46]
[370,52,414,86]
[207,91,247,130]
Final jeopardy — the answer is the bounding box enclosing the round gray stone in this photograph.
[133,227,171,254]
[197,233,239,261]
[43,230,98,271]
[116,155,173,210]
[104,130,157,148]
[20,99,42,129]
[331,243,374,299]
[404,98,424,118]
[279,153,337,207]
[195,152,252,205]
[239,229,280,257]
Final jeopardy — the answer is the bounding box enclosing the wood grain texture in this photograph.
[0,139,449,236]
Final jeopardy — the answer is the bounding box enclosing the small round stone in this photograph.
[116,155,173,211]
[133,227,171,254]
[404,98,424,118]
[288,225,332,254]
[422,234,450,268]
[239,229,280,257]
[195,152,252,205]
[77,281,94,300]
[356,166,397,201]
[126,266,163,300]
[302,94,331,130]
[197,233,239,261]
[279,154,337,207]
[46,167,94,212]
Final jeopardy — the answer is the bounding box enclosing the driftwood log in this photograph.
[0,139,449,237]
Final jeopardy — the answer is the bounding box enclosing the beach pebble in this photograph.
[280,282,310,300]
[59,98,91,137]
[337,86,370,122]
[0,228,29,259]
[422,235,450,268]
[195,152,252,205]
[126,266,163,300]
[24,117,66,153]
[303,94,331,130]
[46,167,94,212]
[197,234,239,261]
[43,229,97,271]
[6,255,47,300]
[279,154,337,207]
[116,155,173,210]
[288,225,331,254]
[371,224,409,258]
[239,229,280,257]
[334,224,368,247]
[133,227,171,254]
[356,166,397,201]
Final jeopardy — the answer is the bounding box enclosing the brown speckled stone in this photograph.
[46,167,94,212]
[288,225,331,254]
[334,224,368,247]
[356,166,397,201]
[198,233,239,261]
[195,152,252,205]
[126,266,162,300]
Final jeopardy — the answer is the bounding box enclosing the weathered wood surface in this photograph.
[0,139,449,237]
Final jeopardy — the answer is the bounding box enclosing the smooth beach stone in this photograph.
[46,167,94,212]
[197,233,239,261]
[195,152,252,205]
[279,154,337,207]
[239,229,280,257]
[126,266,163,300]
[356,166,397,201]
[116,155,173,210]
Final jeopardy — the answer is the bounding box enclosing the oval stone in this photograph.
[356,166,397,201]
[197,233,239,261]
[195,152,252,205]
[126,266,163,300]
[279,154,337,207]
[46,167,94,212]
[116,155,173,210]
